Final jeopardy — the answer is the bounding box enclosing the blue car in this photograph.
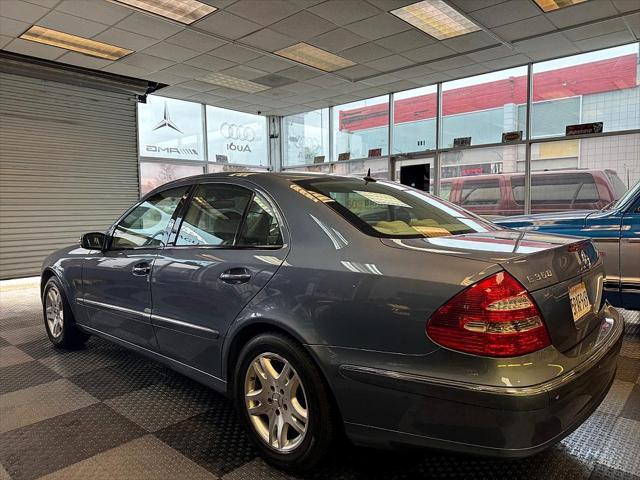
[495,181,640,310]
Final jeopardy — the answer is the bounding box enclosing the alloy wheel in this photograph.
[244,352,309,453]
[45,286,64,338]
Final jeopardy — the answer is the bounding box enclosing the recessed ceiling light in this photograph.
[274,43,355,72]
[112,0,216,24]
[390,0,481,40]
[532,0,588,12]
[197,73,269,93]
[19,26,132,60]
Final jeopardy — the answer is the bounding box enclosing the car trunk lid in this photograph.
[381,231,605,352]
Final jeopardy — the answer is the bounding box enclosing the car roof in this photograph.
[440,169,607,182]
[144,171,366,198]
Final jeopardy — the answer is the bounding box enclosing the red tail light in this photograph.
[426,271,550,357]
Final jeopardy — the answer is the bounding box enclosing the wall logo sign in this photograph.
[145,146,198,155]
[152,102,182,133]
[220,122,255,153]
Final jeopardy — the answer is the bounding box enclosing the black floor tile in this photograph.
[616,357,640,383]
[18,337,67,360]
[0,336,9,348]
[590,463,640,480]
[0,360,60,395]
[0,403,146,480]
[155,402,257,477]
[68,358,168,400]
[620,385,640,422]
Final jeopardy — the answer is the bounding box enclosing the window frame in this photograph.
[168,180,286,250]
[106,185,192,251]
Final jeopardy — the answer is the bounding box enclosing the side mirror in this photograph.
[80,232,107,250]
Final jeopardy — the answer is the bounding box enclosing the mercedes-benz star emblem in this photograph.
[152,102,182,133]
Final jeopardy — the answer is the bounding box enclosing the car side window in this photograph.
[461,180,500,205]
[111,187,188,249]
[237,194,283,247]
[176,184,253,246]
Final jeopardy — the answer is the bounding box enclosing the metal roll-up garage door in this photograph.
[0,72,140,279]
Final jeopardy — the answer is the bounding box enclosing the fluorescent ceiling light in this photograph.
[112,0,216,24]
[275,43,355,72]
[197,73,269,93]
[19,26,132,60]
[390,0,481,40]
[532,0,588,12]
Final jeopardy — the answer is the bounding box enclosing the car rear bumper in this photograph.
[314,312,623,458]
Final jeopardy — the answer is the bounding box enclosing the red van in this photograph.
[440,169,627,217]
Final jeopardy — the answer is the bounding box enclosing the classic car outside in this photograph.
[495,181,640,310]
[42,172,623,471]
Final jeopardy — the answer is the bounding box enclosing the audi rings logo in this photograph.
[220,123,255,142]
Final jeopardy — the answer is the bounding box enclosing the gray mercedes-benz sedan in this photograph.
[41,172,623,471]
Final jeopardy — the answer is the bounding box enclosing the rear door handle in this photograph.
[132,262,151,276]
[220,268,251,284]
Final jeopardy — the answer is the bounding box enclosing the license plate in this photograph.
[569,282,591,322]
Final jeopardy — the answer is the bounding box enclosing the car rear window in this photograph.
[512,173,600,205]
[293,178,497,238]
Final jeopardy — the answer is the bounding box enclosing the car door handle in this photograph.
[220,269,251,284]
[132,262,152,276]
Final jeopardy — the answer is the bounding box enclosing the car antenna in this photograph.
[363,168,377,183]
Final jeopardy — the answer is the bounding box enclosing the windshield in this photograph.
[294,178,498,238]
[607,180,640,211]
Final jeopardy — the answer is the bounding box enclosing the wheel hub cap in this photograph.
[244,352,309,453]
[45,286,64,338]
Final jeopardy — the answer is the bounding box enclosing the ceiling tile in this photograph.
[245,55,292,73]
[441,30,498,52]
[278,65,322,81]
[21,0,59,6]
[575,29,636,52]
[187,92,227,104]
[271,11,336,40]
[154,85,197,99]
[363,0,415,9]
[193,11,262,40]
[546,0,618,29]
[202,86,246,98]
[468,0,541,28]
[340,42,393,62]
[93,28,157,51]
[115,13,183,40]
[3,38,65,60]
[119,52,175,71]
[481,53,532,70]
[57,51,112,69]
[225,0,302,26]
[306,74,351,87]
[156,63,211,79]
[38,10,109,37]
[285,81,322,94]
[448,0,506,13]
[165,30,225,53]
[336,64,380,80]
[309,28,368,53]
[514,32,578,57]
[0,0,49,23]
[177,79,219,92]
[359,72,403,86]
[466,44,515,62]
[210,43,262,63]
[183,53,236,71]
[0,16,29,37]
[142,42,200,62]
[364,54,414,71]
[308,0,380,26]
[0,35,12,49]
[611,0,639,12]
[344,13,412,40]
[55,0,132,25]
[395,63,435,79]
[375,79,418,93]
[101,62,150,78]
[220,64,268,80]
[423,54,474,72]
[148,70,188,84]
[403,43,456,62]
[563,17,629,41]
[374,30,434,53]
[491,15,556,42]
[442,63,491,80]
[240,28,297,51]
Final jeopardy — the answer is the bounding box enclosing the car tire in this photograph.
[235,332,338,472]
[42,277,90,349]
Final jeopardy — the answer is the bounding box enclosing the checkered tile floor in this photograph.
[1,285,639,480]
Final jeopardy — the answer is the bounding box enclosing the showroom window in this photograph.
[393,85,437,154]
[441,66,528,148]
[332,96,389,161]
[531,44,640,135]
[138,96,205,161]
[207,106,268,166]
[282,108,330,166]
